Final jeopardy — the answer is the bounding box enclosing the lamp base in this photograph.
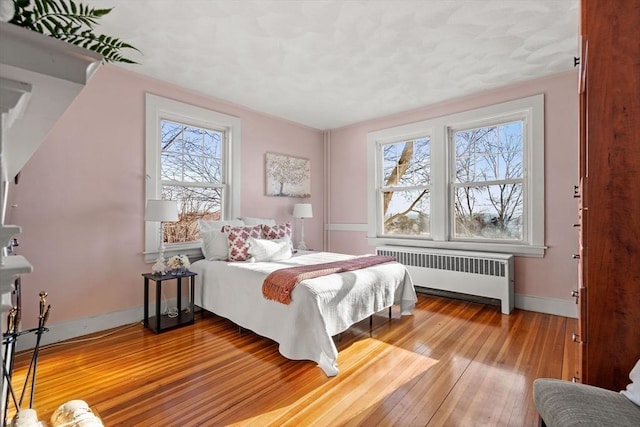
[297,240,308,250]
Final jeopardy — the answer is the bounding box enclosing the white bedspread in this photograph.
[190,251,417,376]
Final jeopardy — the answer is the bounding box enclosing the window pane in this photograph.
[382,189,430,236]
[161,152,182,181]
[160,120,224,184]
[161,185,223,244]
[161,121,184,153]
[454,184,523,240]
[455,121,523,183]
[382,138,430,188]
[203,157,222,183]
[203,130,222,157]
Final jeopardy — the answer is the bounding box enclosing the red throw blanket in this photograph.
[262,255,396,304]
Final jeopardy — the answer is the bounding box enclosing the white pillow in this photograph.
[199,219,244,260]
[247,237,292,262]
[200,230,228,260]
[199,219,244,232]
[240,217,276,227]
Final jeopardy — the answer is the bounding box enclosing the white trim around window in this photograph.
[367,94,545,257]
[144,93,241,262]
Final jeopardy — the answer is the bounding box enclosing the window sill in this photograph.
[144,242,204,263]
[368,237,546,258]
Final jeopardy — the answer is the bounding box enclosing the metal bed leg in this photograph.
[369,307,392,337]
[369,315,373,336]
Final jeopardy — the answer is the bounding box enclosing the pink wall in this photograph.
[327,71,579,302]
[7,64,324,328]
[8,64,578,332]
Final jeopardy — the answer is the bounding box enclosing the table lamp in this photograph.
[293,203,313,250]
[145,199,179,272]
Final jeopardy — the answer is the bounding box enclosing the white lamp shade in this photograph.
[293,203,313,218]
[145,199,179,222]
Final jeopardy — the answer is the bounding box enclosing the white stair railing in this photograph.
[0,21,102,424]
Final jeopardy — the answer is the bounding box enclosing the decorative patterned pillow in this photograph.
[222,224,263,261]
[262,222,292,240]
[199,219,245,260]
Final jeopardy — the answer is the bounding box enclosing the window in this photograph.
[160,120,224,243]
[380,137,431,236]
[367,95,544,256]
[145,94,241,261]
[452,121,524,241]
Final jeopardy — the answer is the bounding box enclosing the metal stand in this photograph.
[2,278,20,424]
[2,286,50,425]
[19,291,50,409]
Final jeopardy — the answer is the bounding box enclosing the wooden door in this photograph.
[580,0,640,391]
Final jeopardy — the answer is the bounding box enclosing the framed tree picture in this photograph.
[265,153,311,197]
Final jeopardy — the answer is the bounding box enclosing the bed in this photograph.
[190,251,417,376]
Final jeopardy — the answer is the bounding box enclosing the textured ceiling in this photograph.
[90,0,579,130]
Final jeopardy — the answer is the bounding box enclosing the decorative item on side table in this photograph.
[293,203,313,250]
[166,254,190,275]
[144,199,178,275]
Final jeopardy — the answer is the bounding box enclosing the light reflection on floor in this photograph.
[228,337,439,426]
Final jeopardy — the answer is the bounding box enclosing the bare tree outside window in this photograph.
[378,123,524,241]
[380,137,430,235]
[160,120,225,243]
[453,121,524,240]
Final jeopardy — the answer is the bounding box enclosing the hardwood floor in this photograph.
[8,294,577,426]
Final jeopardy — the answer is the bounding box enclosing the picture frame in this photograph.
[265,153,311,197]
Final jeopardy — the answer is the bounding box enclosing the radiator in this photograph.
[377,246,514,314]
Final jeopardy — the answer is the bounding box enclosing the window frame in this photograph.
[367,94,545,257]
[448,115,527,243]
[145,93,241,262]
[378,135,432,238]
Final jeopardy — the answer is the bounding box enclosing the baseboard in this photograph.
[515,294,578,318]
[417,287,577,318]
[14,297,200,352]
[15,305,143,352]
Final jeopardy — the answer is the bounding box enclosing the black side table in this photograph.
[142,271,197,333]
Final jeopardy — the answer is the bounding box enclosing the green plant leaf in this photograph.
[36,0,47,14]
[40,17,56,34]
[10,0,140,64]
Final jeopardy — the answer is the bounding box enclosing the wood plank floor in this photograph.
[7,294,577,426]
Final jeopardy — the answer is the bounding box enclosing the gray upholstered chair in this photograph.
[533,378,640,427]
